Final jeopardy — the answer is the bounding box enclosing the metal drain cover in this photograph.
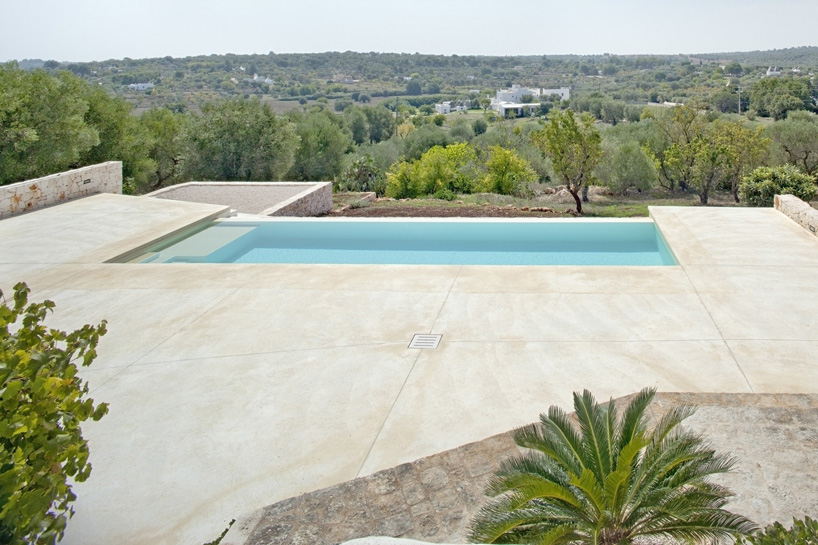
[408,334,442,349]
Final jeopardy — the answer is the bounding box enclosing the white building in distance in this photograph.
[127,82,155,91]
[490,85,571,117]
[434,100,469,114]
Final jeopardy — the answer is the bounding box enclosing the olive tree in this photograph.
[0,283,108,545]
[184,97,298,181]
[712,120,769,202]
[0,64,99,185]
[530,110,602,214]
[596,139,658,195]
[765,111,818,176]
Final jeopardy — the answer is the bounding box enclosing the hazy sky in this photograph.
[2,0,816,62]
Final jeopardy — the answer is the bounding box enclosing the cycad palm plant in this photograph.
[469,388,756,544]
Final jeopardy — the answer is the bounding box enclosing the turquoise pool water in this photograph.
[136,220,677,266]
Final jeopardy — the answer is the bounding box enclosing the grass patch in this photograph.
[333,188,749,217]
[583,203,650,217]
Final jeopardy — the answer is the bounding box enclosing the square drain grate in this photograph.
[408,334,442,349]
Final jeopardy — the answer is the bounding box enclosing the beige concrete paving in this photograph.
[1,195,816,545]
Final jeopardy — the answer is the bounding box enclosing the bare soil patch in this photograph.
[330,200,572,218]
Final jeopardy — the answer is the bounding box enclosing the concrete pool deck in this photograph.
[1,194,817,545]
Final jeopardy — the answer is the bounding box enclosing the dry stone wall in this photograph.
[775,194,818,237]
[265,182,332,216]
[0,162,122,220]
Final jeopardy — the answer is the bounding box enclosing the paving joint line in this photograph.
[355,348,424,479]
[427,265,462,334]
[354,266,463,478]
[130,286,245,367]
[679,264,755,393]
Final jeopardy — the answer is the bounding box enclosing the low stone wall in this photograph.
[0,162,122,220]
[775,194,818,237]
[264,182,332,216]
[147,182,333,217]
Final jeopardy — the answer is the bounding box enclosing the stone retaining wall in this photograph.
[265,182,332,216]
[0,162,122,220]
[775,194,818,237]
[147,182,332,217]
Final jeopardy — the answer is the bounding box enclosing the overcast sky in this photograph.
[2,0,816,62]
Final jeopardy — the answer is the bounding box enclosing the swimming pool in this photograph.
[131,219,677,266]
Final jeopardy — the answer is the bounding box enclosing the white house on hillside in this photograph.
[434,100,469,114]
[127,82,155,91]
[541,87,571,101]
[489,85,571,117]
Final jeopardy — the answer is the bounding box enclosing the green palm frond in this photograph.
[468,387,757,544]
[469,495,578,543]
[568,468,606,517]
[487,453,570,496]
[640,509,758,540]
[534,524,585,545]
[573,390,614,480]
[496,475,583,510]
[617,388,655,449]
[513,423,578,473]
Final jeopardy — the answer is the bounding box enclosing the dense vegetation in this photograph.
[2,47,817,211]
[14,47,818,114]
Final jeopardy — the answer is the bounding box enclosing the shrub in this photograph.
[336,155,386,196]
[333,99,352,112]
[469,387,755,544]
[0,283,108,545]
[385,161,422,199]
[480,146,538,197]
[736,516,818,544]
[386,142,480,198]
[739,165,817,206]
[433,188,456,201]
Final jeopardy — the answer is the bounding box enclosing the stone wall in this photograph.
[775,194,818,237]
[0,162,122,220]
[264,182,332,216]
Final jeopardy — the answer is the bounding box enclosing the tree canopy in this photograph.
[530,110,602,213]
[749,77,814,120]
[0,64,99,185]
[184,97,299,181]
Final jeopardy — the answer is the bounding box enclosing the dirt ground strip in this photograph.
[330,203,571,218]
[231,393,818,545]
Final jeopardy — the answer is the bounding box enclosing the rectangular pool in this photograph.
[131,219,677,266]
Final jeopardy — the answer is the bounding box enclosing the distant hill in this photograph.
[695,46,818,68]
[8,46,814,115]
[16,58,45,69]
